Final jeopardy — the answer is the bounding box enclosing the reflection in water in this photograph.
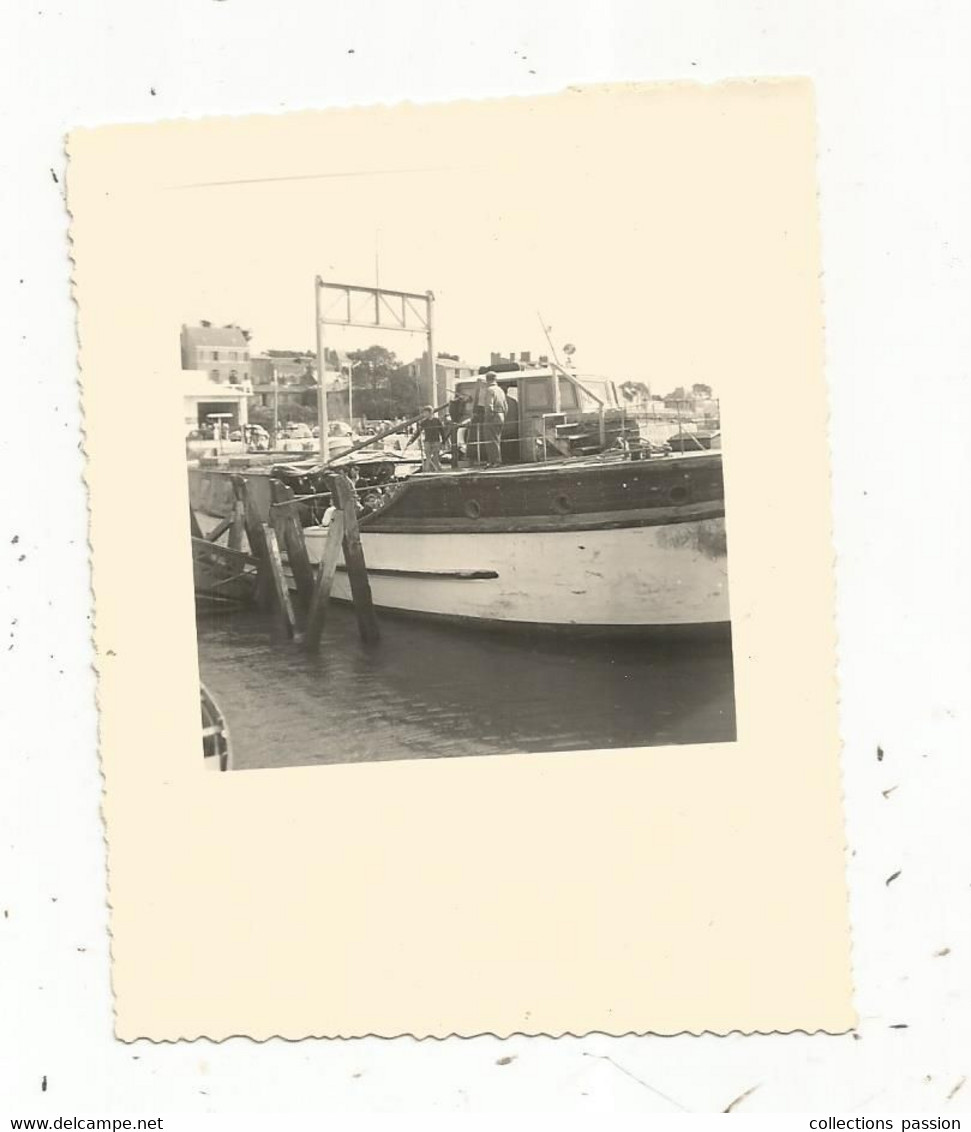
[196,606,736,771]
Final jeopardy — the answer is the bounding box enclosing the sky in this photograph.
[163,87,808,394]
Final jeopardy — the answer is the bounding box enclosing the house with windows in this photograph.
[180,323,252,386]
[401,351,477,405]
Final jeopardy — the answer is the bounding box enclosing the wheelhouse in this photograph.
[454,363,623,463]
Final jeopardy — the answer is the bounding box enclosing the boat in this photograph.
[201,684,232,771]
[302,453,727,631]
[187,362,730,632]
[665,429,721,453]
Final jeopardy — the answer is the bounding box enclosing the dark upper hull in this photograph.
[360,452,725,535]
[188,451,725,536]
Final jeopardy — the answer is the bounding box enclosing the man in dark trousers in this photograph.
[412,405,446,472]
[481,372,507,466]
[446,390,470,460]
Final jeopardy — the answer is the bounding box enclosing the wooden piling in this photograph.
[262,524,298,638]
[304,509,344,652]
[189,506,204,539]
[228,476,246,551]
[232,474,273,609]
[329,473,380,645]
[228,504,245,550]
[269,479,315,613]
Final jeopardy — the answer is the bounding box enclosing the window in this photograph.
[577,379,612,408]
[557,378,579,410]
[229,350,237,361]
[212,350,220,361]
[211,369,220,381]
[523,378,553,410]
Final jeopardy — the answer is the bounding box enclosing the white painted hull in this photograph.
[302,519,729,628]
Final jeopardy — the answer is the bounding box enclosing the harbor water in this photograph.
[196,606,737,771]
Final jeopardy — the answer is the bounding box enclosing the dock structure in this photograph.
[304,508,344,650]
[325,474,379,646]
[190,471,379,651]
[268,479,315,613]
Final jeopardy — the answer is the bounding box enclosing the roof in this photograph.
[182,324,249,348]
[179,369,251,398]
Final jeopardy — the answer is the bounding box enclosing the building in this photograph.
[618,381,655,413]
[487,351,550,369]
[248,348,350,420]
[662,385,720,426]
[180,323,252,385]
[249,352,317,411]
[402,352,478,405]
[180,369,251,435]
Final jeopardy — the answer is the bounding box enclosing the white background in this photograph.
[2,0,969,1117]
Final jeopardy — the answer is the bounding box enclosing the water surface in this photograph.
[196,606,736,770]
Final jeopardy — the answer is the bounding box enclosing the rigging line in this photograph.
[167,166,452,190]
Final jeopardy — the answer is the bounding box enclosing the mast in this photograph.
[314,276,330,462]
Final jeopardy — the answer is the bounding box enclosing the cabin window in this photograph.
[523,380,554,410]
[577,378,612,408]
[557,378,579,410]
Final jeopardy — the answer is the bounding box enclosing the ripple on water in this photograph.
[195,605,736,771]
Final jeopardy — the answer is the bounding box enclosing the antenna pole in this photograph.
[314,276,330,462]
[537,311,562,367]
[426,291,437,405]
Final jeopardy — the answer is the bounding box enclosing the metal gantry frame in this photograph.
[314,277,435,461]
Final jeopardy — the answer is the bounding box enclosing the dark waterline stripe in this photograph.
[335,565,499,580]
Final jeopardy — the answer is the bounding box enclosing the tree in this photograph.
[387,366,422,418]
[346,345,410,419]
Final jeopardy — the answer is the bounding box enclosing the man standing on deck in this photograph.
[482,372,507,466]
[446,389,470,460]
[413,405,446,472]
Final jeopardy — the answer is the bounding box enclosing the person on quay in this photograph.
[413,405,446,472]
[482,371,507,466]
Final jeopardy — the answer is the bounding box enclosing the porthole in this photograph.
[552,493,574,515]
[668,485,690,504]
[464,499,482,519]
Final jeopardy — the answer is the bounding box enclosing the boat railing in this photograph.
[547,360,607,408]
[546,361,611,449]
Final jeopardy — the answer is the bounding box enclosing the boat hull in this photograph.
[188,452,732,630]
[303,519,729,628]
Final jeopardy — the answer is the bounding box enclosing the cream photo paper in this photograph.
[69,79,854,1039]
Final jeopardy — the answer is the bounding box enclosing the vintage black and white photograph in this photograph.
[68,79,865,1044]
[188,111,736,773]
